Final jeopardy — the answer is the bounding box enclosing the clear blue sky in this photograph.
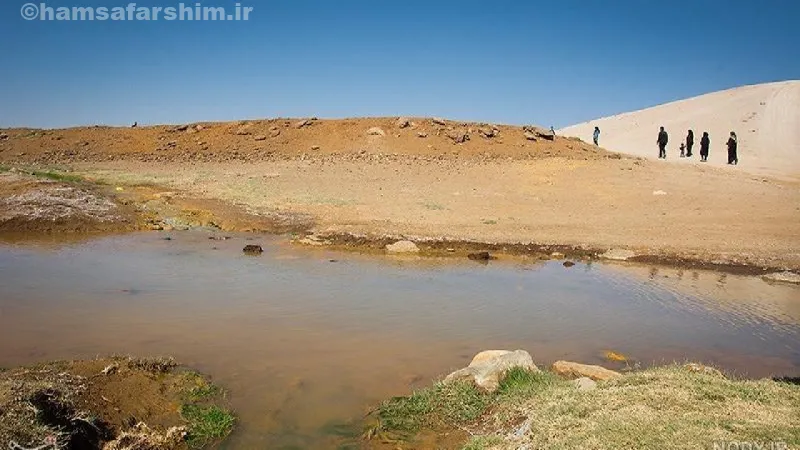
[1,0,799,128]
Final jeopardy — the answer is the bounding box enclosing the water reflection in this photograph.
[0,232,798,448]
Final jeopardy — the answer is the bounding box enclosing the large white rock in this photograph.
[444,350,539,392]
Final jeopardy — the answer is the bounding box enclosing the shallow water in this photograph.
[0,232,798,449]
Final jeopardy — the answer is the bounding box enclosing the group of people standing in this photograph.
[593,126,739,165]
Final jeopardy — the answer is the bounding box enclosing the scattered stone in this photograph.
[468,251,493,261]
[536,128,555,141]
[762,271,800,284]
[295,119,312,129]
[0,133,8,141]
[479,128,498,138]
[270,129,281,138]
[552,361,622,381]
[524,131,538,141]
[573,377,597,392]
[311,145,321,151]
[366,127,386,136]
[396,117,411,128]
[243,244,263,255]
[653,190,668,196]
[170,124,189,132]
[551,251,565,258]
[684,363,725,378]
[417,132,428,138]
[386,240,420,253]
[563,261,576,268]
[432,117,446,126]
[254,135,267,141]
[195,124,204,131]
[234,126,252,136]
[600,248,636,261]
[445,129,470,144]
[444,350,539,392]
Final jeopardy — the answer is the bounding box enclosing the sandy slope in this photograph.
[558,81,800,179]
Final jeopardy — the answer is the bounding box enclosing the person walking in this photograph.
[686,130,694,157]
[680,143,686,157]
[593,126,600,146]
[657,126,669,159]
[700,131,710,162]
[727,131,738,165]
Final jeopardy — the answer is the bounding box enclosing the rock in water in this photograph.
[468,251,492,261]
[444,350,539,392]
[242,245,263,255]
[600,248,636,261]
[385,240,420,253]
[552,361,622,381]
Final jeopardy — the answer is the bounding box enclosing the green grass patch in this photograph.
[370,379,490,441]
[181,372,221,401]
[370,364,800,449]
[180,404,235,449]
[497,367,563,399]
[462,435,504,450]
[29,170,84,183]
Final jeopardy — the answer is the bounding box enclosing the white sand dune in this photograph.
[558,80,800,179]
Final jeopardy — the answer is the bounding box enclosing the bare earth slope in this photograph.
[1,115,799,270]
[558,80,800,180]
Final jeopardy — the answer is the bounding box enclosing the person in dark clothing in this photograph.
[593,126,600,146]
[680,143,686,157]
[727,131,738,165]
[686,130,694,157]
[657,126,668,159]
[699,131,710,162]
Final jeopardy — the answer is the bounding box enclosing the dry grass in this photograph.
[469,365,800,450]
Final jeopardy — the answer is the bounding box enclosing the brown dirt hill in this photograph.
[0,117,611,165]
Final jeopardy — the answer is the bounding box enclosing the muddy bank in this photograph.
[0,357,233,450]
[2,164,798,277]
[294,231,800,277]
[0,168,313,237]
[0,171,139,234]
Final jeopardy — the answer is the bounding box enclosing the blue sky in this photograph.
[1,0,798,128]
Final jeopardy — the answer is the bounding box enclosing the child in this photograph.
[680,143,686,158]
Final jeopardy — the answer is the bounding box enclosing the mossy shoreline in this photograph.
[0,357,235,450]
[364,364,800,450]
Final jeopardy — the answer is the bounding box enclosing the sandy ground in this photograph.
[1,112,799,270]
[559,80,800,180]
[79,156,800,270]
